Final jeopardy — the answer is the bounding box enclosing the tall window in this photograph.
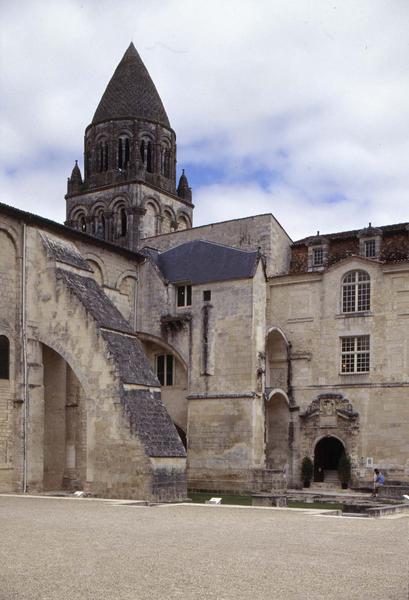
[313,247,324,267]
[177,284,192,307]
[341,336,370,373]
[342,270,370,313]
[0,335,10,379]
[364,239,376,258]
[98,141,109,172]
[79,215,87,232]
[119,207,127,237]
[118,137,130,170]
[156,354,174,386]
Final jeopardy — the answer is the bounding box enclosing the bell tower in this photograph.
[65,43,193,250]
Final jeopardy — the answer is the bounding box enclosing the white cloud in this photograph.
[0,0,408,239]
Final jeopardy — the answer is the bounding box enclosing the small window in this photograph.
[313,247,324,267]
[156,354,174,386]
[341,336,370,373]
[177,285,192,307]
[79,216,87,232]
[0,336,10,379]
[120,208,127,237]
[364,239,376,258]
[342,270,370,313]
[203,290,211,302]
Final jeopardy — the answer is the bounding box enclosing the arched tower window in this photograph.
[98,141,109,172]
[342,270,370,313]
[140,140,145,163]
[146,142,153,173]
[0,335,10,379]
[118,137,130,170]
[163,148,170,178]
[95,212,105,239]
[79,215,87,232]
[120,207,127,237]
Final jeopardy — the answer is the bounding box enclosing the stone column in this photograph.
[104,210,113,243]
[25,340,45,492]
[288,406,300,488]
[63,367,79,489]
[128,206,146,251]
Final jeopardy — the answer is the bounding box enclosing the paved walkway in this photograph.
[0,495,408,600]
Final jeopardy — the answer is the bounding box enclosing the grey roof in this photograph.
[57,269,158,387]
[92,43,170,127]
[147,240,260,284]
[121,389,186,457]
[294,222,409,246]
[41,234,92,272]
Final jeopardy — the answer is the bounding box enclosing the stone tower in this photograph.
[65,43,193,250]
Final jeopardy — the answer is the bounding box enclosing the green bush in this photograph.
[301,456,314,483]
[338,453,352,485]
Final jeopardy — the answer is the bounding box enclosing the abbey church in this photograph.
[0,44,408,500]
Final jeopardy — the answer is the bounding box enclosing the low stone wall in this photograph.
[379,484,409,499]
[188,468,287,495]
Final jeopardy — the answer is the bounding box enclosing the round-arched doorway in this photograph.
[314,436,344,483]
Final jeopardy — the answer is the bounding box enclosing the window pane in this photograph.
[186,285,192,306]
[156,355,165,385]
[166,355,173,386]
[313,247,323,266]
[0,335,9,379]
[177,286,185,307]
[365,240,376,258]
[358,282,370,311]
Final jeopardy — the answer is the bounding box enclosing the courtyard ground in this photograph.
[0,494,408,600]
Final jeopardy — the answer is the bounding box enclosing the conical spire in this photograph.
[92,43,170,127]
[177,169,192,202]
[70,160,82,183]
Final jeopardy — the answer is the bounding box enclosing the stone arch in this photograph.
[265,390,290,470]
[0,221,19,253]
[162,206,176,234]
[313,435,345,483]
[41,343,88,491]
[177,211,191,230]
[142,201,159,239]
[265,327,289,391]
[83,253,106,286]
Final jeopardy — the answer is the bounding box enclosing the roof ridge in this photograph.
[161,239,260,254]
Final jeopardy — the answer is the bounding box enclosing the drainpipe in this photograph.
[21,223,28,493]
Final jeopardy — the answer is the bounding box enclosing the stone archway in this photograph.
[41,344,87,491]
[265,391,290,470]
[314,436,344,483]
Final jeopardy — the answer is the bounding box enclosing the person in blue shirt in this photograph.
[372,468,385,497]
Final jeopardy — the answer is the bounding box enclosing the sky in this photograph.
[1,0,408,240]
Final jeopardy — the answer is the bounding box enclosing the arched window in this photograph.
[79,215,87,232]
[147,142,153,172]
[140,140,145,162]
[120,207,127,237]
[95,212,105,239]
[0,335,10,379]
[342,270,370,313]
[118,137,130,170]
[163,149,170,178]
[98,141,109,172]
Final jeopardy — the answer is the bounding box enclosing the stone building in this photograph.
[0,44,408,499]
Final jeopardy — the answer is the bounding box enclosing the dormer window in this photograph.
[313,247,324,267]
[364,239,376,258]
[307,233,329,271]
[358,223,382,259]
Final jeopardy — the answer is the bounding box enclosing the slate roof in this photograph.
[41,233,92,272]
[121,389,186,457]
[57,269,159,387]
[294,222,409,246]
[146,240,260,284]
[92,43,170,128]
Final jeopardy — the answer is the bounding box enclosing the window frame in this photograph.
[155,353,174,386]
[340,335,370,374]
[341,270,371,314]
[176,284,192,308]
[0,335,10,380]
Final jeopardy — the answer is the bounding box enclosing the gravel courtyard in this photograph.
[0,495,408,600]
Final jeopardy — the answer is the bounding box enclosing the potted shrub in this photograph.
[301,456,314,488]
[338,453,352,489]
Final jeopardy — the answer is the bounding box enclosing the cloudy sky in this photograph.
[1,0,408,240]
